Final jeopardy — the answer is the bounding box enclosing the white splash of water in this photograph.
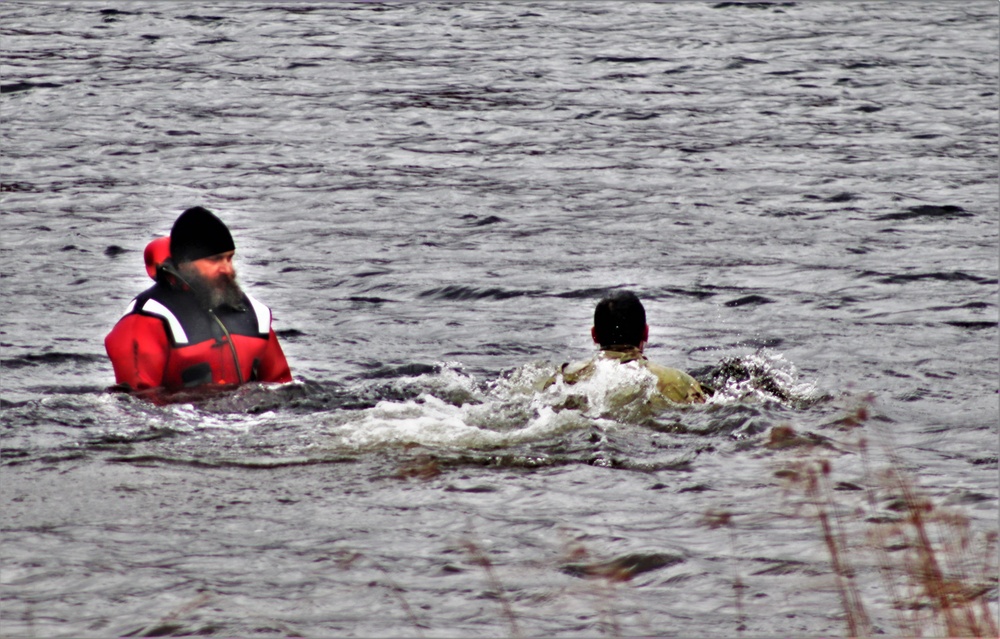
[329,394,585,451]
[706,349,819,406]
[379,361,484,406]
[539,357,664,418]
[160,399,281,434]
[321,357,683,451]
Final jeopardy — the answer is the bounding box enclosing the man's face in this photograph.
[177,250,243,309]
[188,250,236,282]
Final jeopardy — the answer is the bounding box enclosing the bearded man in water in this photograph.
[105,206,292,400]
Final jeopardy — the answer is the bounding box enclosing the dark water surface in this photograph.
[2,2,997,637]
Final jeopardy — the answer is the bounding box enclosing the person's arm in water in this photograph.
[257,328,293,383]
[647,362,707,404]
[104,312,170,392]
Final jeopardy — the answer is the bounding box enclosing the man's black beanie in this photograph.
[170,206,236,263]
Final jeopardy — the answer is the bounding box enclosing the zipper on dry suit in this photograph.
[208,309,245,385]
[159,261,246,386]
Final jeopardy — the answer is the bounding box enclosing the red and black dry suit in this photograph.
[105,281,292,396]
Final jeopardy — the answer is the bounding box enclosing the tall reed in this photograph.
[462,537,524,639]
[777,396,997,638]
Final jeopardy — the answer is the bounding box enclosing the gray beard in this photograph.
[177,265,245,311]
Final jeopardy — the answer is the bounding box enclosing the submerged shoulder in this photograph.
[644,360,707,404]
[561,358,596,382]
[539,357,594,390]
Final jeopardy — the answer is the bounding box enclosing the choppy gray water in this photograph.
[1,1,997,637]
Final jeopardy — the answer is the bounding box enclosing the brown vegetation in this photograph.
[774,397,997,638]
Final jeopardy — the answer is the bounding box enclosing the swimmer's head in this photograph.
[592,290,649,350]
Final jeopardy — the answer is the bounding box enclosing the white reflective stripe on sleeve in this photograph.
[139,299,190,345]
[124,299,136,315]
[244,293,272,335]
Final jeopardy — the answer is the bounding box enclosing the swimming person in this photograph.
[105,207,292,400]
[547,291,707,405]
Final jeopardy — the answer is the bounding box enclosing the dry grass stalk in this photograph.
[802,459,873,637]
[393,453,442,480]
[461,538,524,639]
[555,529,665,638]
[703,509,746,633]
[130,592,213,637]
[861,402,997,638]
[326,549,427,636]
[368,557,429,638]
[875,463,998,637]
[779,396,997,638]
[859,438,910,634]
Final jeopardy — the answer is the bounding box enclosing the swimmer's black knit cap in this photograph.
[170,207,235,263]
